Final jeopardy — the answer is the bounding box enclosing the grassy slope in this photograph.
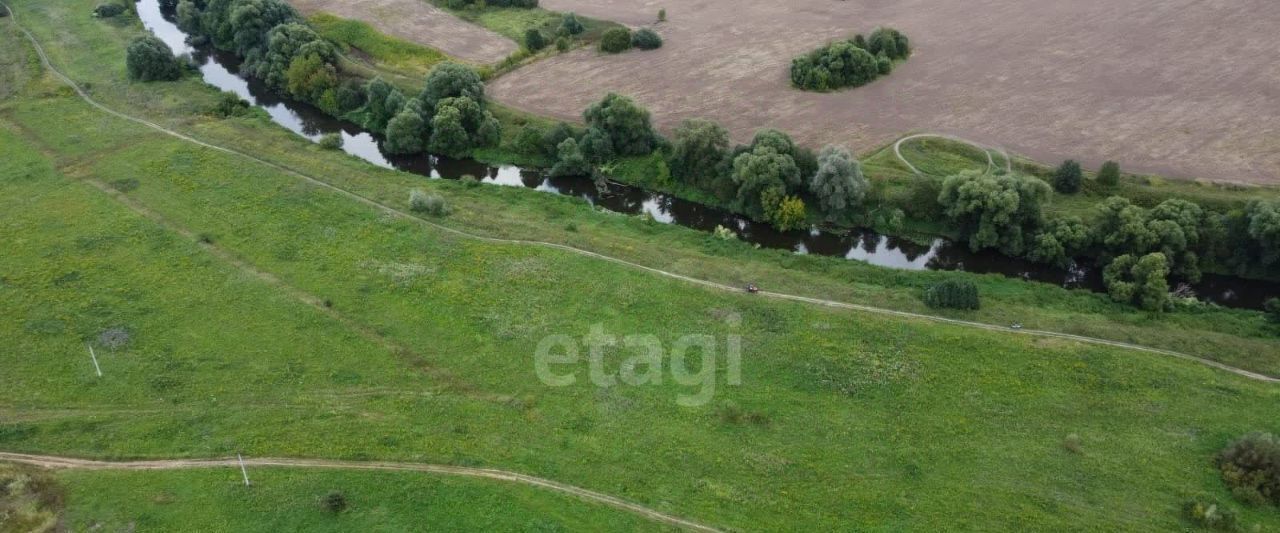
[6,0,1279,377]
[55,469,659,531]
[309,13,449,78]
[3,3,1280,530]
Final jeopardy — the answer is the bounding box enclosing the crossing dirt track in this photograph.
[489,0,1280,184]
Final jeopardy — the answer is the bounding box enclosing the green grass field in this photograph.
[309,13,450,78]
[2,1,1280,530]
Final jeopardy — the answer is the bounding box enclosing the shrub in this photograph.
[732,145,800,219]
[541,122,575,159]
[768,195,807,231]
[126,35,183,82]
[791,41,878,91]
[599,28,632,53]
[1266,298,1280,323]
[94,3,126,18]
[555,36,571,52]
[1218,432,1280,506]
[1097,160,1120,188]
[658,8,666,22]
[1103,252,1170,311]
[1062,433,1082,454]
[558,13,585,36]
[460,174,480,188]
[514,126,544,156]
[632,28,663,50]
[922,279,980,310]
[1053,159,1083,194]
[1182,498,1240,531]
[409,190,449,217]
[318,133,343,150]
[524,29,546,52]
[321,491,347,513]
[867,27,909,59]
[211,91,251,117]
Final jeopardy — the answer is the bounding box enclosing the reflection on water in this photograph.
[136,0,1276,310]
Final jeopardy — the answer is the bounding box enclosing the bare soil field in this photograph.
[287,0,516,64]
[487,0,1280,184]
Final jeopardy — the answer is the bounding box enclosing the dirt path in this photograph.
[0,452,722,532]
[4,0,1276,391]
[286,0,516,64]
[893,133,1012,176]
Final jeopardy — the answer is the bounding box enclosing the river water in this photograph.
[135,0,1276,310]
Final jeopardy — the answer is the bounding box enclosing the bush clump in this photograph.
[1217,432,1280,506]
[408,189,449,216]
[318,133,343,150]
[321,491,347,513]
[94,3,126,18]
[1182,497,1240,531]
[922,279,980,310]
[632,28,663,50]
[791,27,909,91]
[126,35,184,82]
[599,28,632,54]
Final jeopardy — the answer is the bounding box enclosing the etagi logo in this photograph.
[533,319,742,407]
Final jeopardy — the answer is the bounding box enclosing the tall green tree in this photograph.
[668,119,730,188]
[731,145,800,219]
[126,35,183,82]
[419,62,485,112]
[808,145,867,218]
[1052,159,1082,194]
[550,138,590,177]
[583,93,656,156]
[384,99,427,155]
[1104,253,1171,311]
[938,170,1051,255]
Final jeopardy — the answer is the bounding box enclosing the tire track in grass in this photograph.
[0,452,723,532]
[3,1,1274,392]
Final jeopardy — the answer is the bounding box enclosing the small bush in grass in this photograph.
[658,9,666,22]
[1062,433,1082,454]
[922,279,980,310]
[558,13,584,36]
[318,133,343,150]
[632,28,663,50]
[1262,298,1279,323]
[94,3,126,18]
[555,36,571,52]
[1218,432,1280,506]
[321,491,347,513]
[1182,497,1240,531]
[1097,160,1120,188]
[409,189,449,216]
[197,233,214,244]
[524,29,546,52]
[460,174,480,188]
[212,92,251,118]
[1053,159,1083,194]
[599,28,632,54]
[126,35,183,82]
[564,222,577,232]
[713,225,737,240]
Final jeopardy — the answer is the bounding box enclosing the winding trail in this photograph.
[0,452,722,532]
[894,133,1013,176]
[1,0,1275,404]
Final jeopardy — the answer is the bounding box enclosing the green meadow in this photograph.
[1,0,1279,530]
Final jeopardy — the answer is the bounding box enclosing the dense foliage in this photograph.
[669,119,731,189]
[1097,160,1120,188]
[125,35,183,82]
[1103,252,1170,311]
[809,145,868,219]
[1053,159,1082,194]
[791,27,909,91]
[923,279,980,310]
[1218,432,1280,506]
[937,170,1051,255]
[632,28,663,50]
[599,27,631,53]
[583,93,656,156]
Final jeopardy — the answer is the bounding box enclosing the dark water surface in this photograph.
[136,0,1277,310]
